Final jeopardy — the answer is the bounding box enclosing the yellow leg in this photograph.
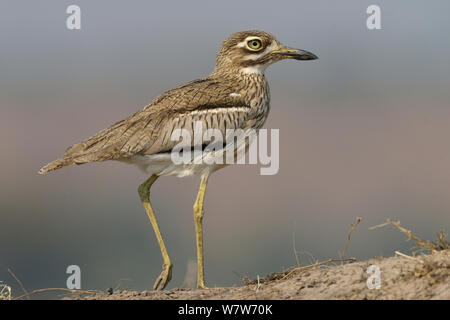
[193,173,209,289]
[138,175,172,290]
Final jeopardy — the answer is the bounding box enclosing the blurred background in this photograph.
[1,0,449,298]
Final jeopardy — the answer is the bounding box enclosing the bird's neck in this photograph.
[212,63,268,79]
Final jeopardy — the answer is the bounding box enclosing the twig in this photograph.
[436,230,449,250]
[0,282,12,300]
[255,275,261,294]
[394,251,424,263]
[280,258,357,281]
[8,268,29,300]
[370,218,447,252]
[292,222,300,267]
[340,217,361,264]
[13,288,100,300]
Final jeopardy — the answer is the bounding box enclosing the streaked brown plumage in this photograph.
[39,75,266,173]
[39,30,317,290]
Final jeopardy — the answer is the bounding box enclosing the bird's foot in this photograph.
[153,263,173,291]
[197,281,207,290]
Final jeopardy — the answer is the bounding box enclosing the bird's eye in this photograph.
[247,39,263,51]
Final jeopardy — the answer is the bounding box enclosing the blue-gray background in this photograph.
[1,0,449,298]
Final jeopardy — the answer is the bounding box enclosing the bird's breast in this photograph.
[244,77,271,130]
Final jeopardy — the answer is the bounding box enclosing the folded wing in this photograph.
[39,77,253,174]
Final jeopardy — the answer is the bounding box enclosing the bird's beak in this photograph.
[271,47,318,61]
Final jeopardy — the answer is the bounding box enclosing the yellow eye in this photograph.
[247,39,263,51]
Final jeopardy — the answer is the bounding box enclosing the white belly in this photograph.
[119,152,227,178]
[118,131,253,178]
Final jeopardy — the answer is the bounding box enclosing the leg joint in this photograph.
[138,183,150,200]
[138,175,158,200]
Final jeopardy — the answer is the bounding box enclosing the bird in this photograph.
[39,30,318,290]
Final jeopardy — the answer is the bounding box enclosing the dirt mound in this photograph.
[65,249,449,300]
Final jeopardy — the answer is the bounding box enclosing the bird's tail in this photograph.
[38,157,76,175]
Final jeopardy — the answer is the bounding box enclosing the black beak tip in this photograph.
[296,52,318,61]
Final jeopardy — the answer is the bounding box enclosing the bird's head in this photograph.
[213,30,318,76]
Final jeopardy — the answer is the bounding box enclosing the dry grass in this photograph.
[243,217,448,288]
[340,217,362,263]
[0,281,12,300]
[2,268,102,300]
[12,288,102,300]
[242,257,358,287]
[241,217,364,288]
[370,218,449,254]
